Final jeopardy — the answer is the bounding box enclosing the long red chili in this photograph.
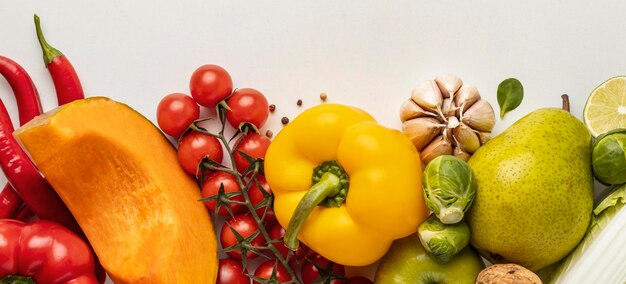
[0,219,98,284]
[34,15,85,105]
[0,56,45,219]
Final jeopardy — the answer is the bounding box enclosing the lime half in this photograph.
[583,76,626,137]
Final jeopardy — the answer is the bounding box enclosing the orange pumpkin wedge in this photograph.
[14,97,217,283]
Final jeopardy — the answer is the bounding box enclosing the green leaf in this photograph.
[497,78,524,118]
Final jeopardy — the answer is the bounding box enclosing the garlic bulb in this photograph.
[400,75,496,165]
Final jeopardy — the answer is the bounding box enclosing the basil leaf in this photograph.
[497,78,524,118]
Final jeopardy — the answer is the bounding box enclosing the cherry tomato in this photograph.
[269,223,308,261]
[201,172,245,216]
[301,253,346,284]
[248,175,277,225]
[190,64,233,108]
[226,88,269,129]
[253,260,292,284]
[177,131,223,176]
[220,214,265,260]
[156,93,199,137]
[346,276,373,284]
[234,133,271,174]
[217,258,249,284]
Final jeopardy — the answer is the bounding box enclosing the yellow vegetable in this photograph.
[265,103,428,266]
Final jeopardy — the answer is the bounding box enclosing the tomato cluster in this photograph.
[156,64,371,283]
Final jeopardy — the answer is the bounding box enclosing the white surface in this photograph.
[0,0,624,281]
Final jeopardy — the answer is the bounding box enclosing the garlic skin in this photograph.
[400,75,496,165]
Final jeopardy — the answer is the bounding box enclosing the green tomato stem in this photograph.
[34,14,63,66]
[284,172,341,250]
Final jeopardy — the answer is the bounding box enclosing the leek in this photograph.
[549,184,626,283]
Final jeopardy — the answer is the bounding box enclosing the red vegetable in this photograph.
[217,258,249,284]
[190,64,233,108]
[248,175,276,225]
[177,130,224,175]
[201,171,245,216]
[0,56,44,219]
[301,253,346,284]
[220,214,265,260]
[0,219,98,284]
[156,93,200,137]
[34,15,85,105]
[226,88,270,129]
[233,132,271,174]
[254,260,292,284]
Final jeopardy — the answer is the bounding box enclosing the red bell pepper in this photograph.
[0,219,98,284]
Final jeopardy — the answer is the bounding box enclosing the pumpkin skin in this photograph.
[14,97,217,284]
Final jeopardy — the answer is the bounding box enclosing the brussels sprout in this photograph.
[417,214,470,264]
[592,129,626,185]
[422,155,477,224]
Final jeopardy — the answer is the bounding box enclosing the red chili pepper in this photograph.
[0,55,45,219]
[0,219,98,284]
[34,14,85,105]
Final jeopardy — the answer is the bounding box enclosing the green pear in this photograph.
[466,107,594,271]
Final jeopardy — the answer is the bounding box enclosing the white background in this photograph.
[0,0,624,281]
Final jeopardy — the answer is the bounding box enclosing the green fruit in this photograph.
[466,108,594,271]
[374,233,484,284]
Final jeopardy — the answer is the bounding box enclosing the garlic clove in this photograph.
[435,74,463,98]
[400,99,437,122]
[453,124,481,153]
[420,135,453,165]
[461,99,496,132]
[478,132,492,145]
[441,98,457,117]
[454,85,481,115]
[411,80,443,112]
[453,146,471,161]
[402,117,443,151]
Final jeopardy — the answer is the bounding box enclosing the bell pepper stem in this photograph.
[284,172,341,250]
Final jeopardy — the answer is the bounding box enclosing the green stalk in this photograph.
[284,173,341,250]
[217,123,301,283]
[34,14,63,65]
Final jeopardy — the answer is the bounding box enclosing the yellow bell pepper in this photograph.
[265,103,428,266]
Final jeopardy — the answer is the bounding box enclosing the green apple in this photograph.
[374,233,484,284]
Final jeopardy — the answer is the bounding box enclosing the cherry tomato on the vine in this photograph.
[156,93,199,137]
[190,64,233,108]
[220,214,265,260]
[301,253,346,284]
[253,260,292,284]
[269,222,308,261]
[177,131,223,176]
[226,88,269,129]
[201,172,245,216]
[234,133,271,174]
[248,175,277,225]
[217,258,249,284]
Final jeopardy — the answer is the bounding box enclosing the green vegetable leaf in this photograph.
[497,78,524,118]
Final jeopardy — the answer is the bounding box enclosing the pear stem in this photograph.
[561,94,570,112]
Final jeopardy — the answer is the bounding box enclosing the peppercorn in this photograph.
[265,130,273,138]
[269,104,276,112]
[320,93,327,102]
[297,99,302,106]
[281,117,289,125]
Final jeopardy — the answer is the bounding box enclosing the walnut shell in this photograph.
[475,264,542,284]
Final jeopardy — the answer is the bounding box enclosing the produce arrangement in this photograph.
[0,14,625,284]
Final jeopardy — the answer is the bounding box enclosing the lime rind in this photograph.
[584,76,626,137]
